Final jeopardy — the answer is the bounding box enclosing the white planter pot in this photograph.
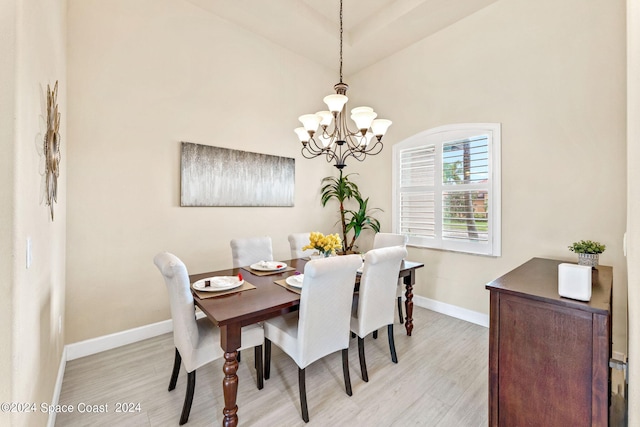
[577,253,599,268]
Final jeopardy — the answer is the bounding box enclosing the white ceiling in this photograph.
[186,0,500,76]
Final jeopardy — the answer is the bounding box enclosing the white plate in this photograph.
[286,274,304,288]
[193,276,244,292]
[250,261,287,272]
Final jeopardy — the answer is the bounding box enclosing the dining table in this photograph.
[189,257,424,427]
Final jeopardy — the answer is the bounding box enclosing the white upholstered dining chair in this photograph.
[153,252,264,425]
[350,246,407,382]
[230,236,273,268]
[372,232,409,324]
[263,254,362,423]
[287,232,315,259]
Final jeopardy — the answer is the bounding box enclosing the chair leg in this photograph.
[398,296,404,324]
[342,348,353,396]
[179,370,196,425]
[264,338,271,380]
[357,337,369,382]
[237,350,241,363]
[254,345,264,390]
[388,324,398,363]
[169,348,181,391]
[373,330,378,339]
[298,367,309,423]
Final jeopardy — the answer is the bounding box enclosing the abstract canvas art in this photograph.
[180,142,295,207]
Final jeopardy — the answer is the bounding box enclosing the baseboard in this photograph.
[51,312,206,425]
[66,311,205,361]
[47,346,67,427]
[64,299,485,361]
[411,295,489,327]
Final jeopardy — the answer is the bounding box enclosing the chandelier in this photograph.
[294,0,392,170]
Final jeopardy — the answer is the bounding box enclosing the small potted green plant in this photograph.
[568,240,606,268]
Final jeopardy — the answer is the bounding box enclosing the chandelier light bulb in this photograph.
[318,134,332,148]
[298,114,321,135]
[360,131,375,147]
[351,109,377,132]
[350,106,374,115]
[294,127,309,143]
[323,94,348,113]
[315,111,334,127]
[371,119,393,137]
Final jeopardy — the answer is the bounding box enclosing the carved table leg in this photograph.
[404,273,415,336]
[222,351,239,427]
[220,324,241,427]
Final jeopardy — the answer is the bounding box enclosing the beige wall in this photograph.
[65,0,340,343]
[351,0,628,351]
[2,0,67,425]
[0,0,17,421]
[66,0,628,355]
[627,0,639,422]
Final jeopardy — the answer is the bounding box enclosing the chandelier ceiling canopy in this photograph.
[294,0,392,170]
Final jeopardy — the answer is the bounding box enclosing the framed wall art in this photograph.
[180,142,295,207]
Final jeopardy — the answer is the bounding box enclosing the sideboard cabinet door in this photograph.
[486,258,612,427]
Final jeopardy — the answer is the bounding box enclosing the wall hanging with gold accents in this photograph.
[44,81,61,220]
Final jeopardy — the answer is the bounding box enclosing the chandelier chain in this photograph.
[339,0,343,83]
[294,0,391,169]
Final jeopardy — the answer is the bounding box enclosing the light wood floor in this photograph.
[56,307,489,426]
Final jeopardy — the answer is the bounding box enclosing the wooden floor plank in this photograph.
[56,307,489,426]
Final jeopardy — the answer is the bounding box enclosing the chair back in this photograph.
[153,252,200,357]
[355,246,408,336]
[297,254,362,367]
[373,232,408,250]
[288,233,315,259]
[230,236,273,268]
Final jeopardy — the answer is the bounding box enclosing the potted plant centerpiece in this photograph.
[320,171,381,253]
[568,239,606,268]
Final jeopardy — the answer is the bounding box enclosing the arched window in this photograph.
[392,123,501,256]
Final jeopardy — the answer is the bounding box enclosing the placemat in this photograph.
[244,265,296,276]
[192,282,256,299]
[273,278,302,295]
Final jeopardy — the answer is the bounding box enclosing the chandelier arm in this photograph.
[344,133,364,151]
[303,141,339,163]
[302,142,324,158]
[308,136,329,154]
[356,139,384,156]
[363,140,384,155]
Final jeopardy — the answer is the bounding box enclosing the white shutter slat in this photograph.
[399,173,435,237]
[442,135,489,186]
[442,190,489,243]
[400,144,436,187]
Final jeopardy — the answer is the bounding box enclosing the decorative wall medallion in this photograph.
[44,81,61,220]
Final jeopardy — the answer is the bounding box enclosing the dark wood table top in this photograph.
[190,258,425,328]
[189,258,307,328]
[485,257,612,314]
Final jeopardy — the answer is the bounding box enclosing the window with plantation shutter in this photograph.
[393,124,501,256]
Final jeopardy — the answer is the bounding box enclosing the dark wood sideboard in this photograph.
[486,257,613,426]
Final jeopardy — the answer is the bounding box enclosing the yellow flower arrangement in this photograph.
[302,232,342,256]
